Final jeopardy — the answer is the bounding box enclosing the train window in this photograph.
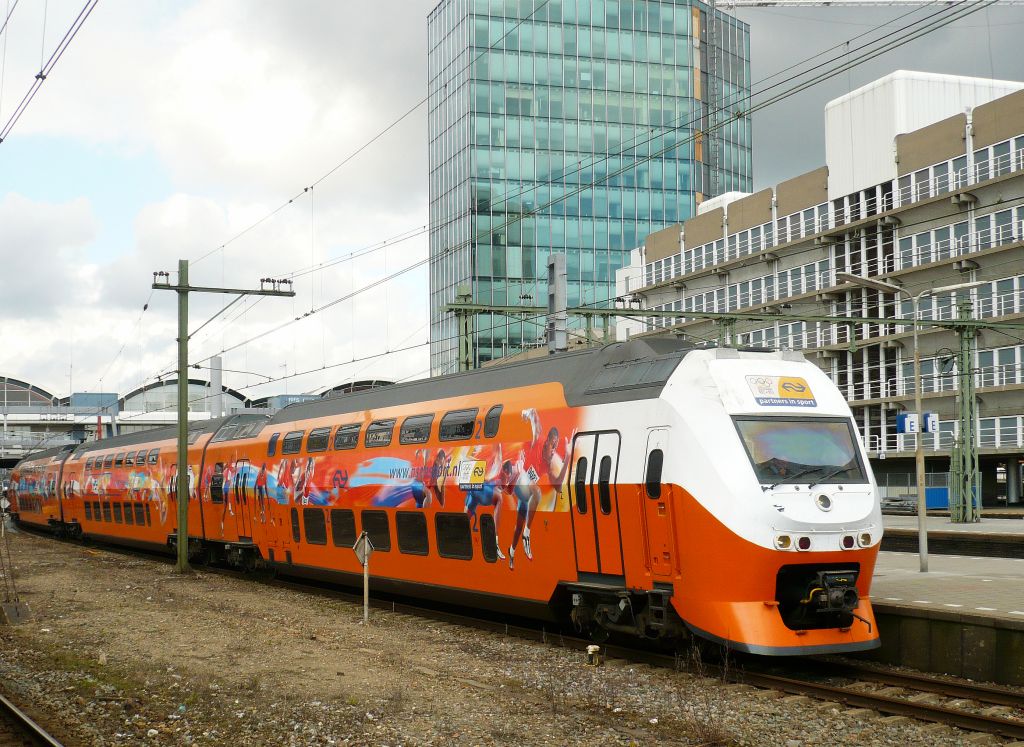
[124,503,134,525]
[114,453,125,468]
[282,431,304,455]
[645,449,664,499]
[303,508,327,545]
[361,510,391,551]
[479,513,498,563]
[145,503,152,526]
[137,450,148,466]
[435,513,473,560]
[113,503,123,523]
[147,449,159,465]
[484,406,503,438]
[187,430,204,445]
[134,504,146,525]
[598,456,613,515]
[574,457,588,513]
[290,507,301,543]
[330,509,356,547]
[103,455,113,469]
[439,408,478,441]
[396,511,428,555]
[307,427,331,453]
[267,432,280,457]
[365,420,395,449]
[125,452,135,467]
[333,424,360,450]
[84,502,93,521]
[85,458,93,471]
[94,501,102,520]
[210,463,224,503]
[399,415,434,445]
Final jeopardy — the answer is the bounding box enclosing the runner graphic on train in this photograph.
[506,409,574,569]
[463,448,514,561]
[255,463,268,521]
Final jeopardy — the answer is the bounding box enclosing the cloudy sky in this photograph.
[1,0,1022,406]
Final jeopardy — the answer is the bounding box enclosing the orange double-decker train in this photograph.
[10,339,882,654]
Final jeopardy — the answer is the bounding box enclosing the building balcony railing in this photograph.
[641,138,1024,290]
[862,412,1024,454]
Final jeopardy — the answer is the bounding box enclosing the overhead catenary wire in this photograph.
[99,0,1000,401]
[174,0,982,370]
[186,0,999,370]
[0,0,98,143]
[187,0,555,270]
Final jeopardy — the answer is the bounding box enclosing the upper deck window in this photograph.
[307,427,331,453]
[484,405,502,438]
[439,409,477,442]
[399,415,434,445]
[333,425,360,450]
[365,420,395,448]
[282,431,304,455]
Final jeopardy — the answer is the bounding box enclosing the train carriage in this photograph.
[9,339,882,654]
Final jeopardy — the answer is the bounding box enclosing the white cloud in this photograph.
[0,193,98,317]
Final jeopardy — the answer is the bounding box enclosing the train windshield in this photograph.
[734,417,868,486]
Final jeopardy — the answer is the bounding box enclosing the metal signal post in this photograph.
[153,259,295,573]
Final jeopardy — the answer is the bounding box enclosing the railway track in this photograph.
[0,693,64,747]
[254,570,1024,741]
[23,529,1024,742]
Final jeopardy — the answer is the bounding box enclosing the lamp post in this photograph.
[836,273,986,573]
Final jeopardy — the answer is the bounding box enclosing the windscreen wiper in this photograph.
[808,466,852,489]
[766,466,820,490]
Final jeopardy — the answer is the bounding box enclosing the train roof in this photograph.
[271,338,701,424]
[71,414,267,456]
[15,445,69,464]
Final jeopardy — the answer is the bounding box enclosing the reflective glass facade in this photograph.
[428,0,751,373]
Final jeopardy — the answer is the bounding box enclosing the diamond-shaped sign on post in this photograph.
[353,532,374,566]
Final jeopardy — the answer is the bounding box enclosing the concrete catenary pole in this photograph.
[176,259,190,573]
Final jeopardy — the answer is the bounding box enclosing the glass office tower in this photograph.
[428,0,751,374]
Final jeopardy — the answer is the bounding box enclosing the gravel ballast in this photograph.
[0,528,1011,746]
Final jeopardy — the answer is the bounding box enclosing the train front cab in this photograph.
[663,350,882,656]
[10,449,69,532]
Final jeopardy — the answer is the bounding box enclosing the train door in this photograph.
[569,432,625,578]
[641,429,676,578]
[234,459,253,540]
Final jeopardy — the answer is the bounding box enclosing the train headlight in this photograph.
[815,494,832,512]
[774,534,792,550]
[858,532,872,548]
[796,536,811,551]
[842,535,855,550]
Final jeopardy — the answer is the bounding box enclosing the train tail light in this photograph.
[841,535,855,550]
[796,536,811,551]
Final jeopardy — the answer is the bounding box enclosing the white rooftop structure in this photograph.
[824,70,1024,197]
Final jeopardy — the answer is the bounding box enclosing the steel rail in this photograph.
[735,669,1024,740]
[0,693,64,747]
[808,658,1024,708]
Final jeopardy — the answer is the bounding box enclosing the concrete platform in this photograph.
[862,551,1024,685]
[881,515,1023,558]
[884,515,1024,535]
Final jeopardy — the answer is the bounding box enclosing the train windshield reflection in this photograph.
[734,417,867,485]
